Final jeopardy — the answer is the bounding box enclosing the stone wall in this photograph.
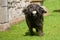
[0,0,30,31]
[8,0,30,24]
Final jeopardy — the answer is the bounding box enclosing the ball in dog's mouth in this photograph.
[32,11,37,16]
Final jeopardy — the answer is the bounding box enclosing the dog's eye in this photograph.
[30,7,32,8]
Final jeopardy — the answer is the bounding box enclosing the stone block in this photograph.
[0,7,3,23]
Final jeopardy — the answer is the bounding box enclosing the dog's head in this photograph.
[23,4,47,16]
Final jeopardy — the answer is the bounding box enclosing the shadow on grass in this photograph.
[53,9,60,12]
[24,32,39,36]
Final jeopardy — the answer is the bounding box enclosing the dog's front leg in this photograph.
[37,24,44,36]
[29,27,34,36]
[38,30,43,36]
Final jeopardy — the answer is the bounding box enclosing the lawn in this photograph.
[0,0,60,40]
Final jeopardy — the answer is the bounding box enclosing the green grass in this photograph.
[0,0,60,40]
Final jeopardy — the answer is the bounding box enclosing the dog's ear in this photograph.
[40,6,47,13]
[23,8,28,14]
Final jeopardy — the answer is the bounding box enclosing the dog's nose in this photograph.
[32,11,37,16]
[32,11,37,13]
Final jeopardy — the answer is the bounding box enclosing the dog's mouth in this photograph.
[32,11,37,16]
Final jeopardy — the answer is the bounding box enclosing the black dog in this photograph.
[23,4,47,36]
